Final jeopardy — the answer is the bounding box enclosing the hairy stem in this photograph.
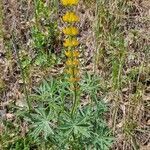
[71,81,78,117]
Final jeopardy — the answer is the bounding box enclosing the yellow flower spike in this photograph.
[63,38,79,47]
[61,0,80,114]
[68,77,80,83]
[63,26,79,36]
[62,12,79,23]
[61,0,79,6]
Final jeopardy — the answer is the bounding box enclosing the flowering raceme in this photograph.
[63,12,79,22]
[61,0,80,91]
[61,0,79,6]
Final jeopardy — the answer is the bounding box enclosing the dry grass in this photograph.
[75,0,150,149]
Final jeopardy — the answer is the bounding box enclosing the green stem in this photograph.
[33,0,38,26]
[71,82,78,117]
[12,33,32,111]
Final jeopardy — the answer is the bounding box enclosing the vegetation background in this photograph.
[0,0,149,150]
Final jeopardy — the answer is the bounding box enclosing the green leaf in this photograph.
[92,126,114,150]
[30,108,54,140]
[59,113,91,138]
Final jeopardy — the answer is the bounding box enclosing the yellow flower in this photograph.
[65,50,72,57]
[63,12,79,23]
[65,50,80,57]
[68,77,80,83]
[61,0,79,6]
[72,50,80,57]
[63,26,79,36]
[63,38,79,47]
[66,59,79,66]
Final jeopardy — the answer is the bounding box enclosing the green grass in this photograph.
[93,0,149,149]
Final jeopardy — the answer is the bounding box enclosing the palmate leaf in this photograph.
[80,73,101,94]
[92,125,114,150]
[59,113,91,138]
[79,103,114,150]
[30,108,54,140]
[31,121,54,140]
[31,79,58,101]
